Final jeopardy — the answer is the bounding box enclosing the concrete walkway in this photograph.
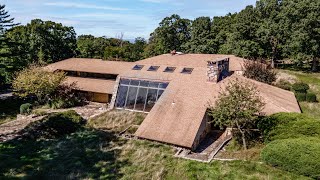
[175,129,232,162]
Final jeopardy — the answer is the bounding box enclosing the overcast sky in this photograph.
[1,0,257,39]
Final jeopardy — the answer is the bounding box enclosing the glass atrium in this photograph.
[115,78,169,112]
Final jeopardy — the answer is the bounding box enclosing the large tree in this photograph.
[283,0,320,71]
[0,4,18,85]
[145,14,191,57]
[255,0,288,67]
[209,80,265,149]
[183,17,214,53]
[221,6,263,59]
[1,19,77,83]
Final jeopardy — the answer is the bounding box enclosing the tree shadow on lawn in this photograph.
[0,128,128,179]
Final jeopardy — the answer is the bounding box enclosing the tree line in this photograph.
[145,0,319,71]
[1,0,319,85]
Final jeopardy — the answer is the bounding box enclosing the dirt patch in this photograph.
[0,115,45,142]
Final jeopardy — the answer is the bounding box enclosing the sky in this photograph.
[1,0,257,40]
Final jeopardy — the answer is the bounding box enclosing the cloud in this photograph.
[44,2,129,11]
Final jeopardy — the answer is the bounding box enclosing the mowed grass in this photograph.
[281,70,320,118]
[0,109,310,179]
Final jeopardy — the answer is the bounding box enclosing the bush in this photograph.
[267,118,320,141]
[261,138,320,178]
[295,92,306,101]
[21,110,86,139]
[20,103,32,114]
[49,83,87,109]
[306,93,317,102]
[243,60,277,85]
[292,82,309,93]
[274,79,292,91]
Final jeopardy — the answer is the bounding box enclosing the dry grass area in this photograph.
[88,110,146,132]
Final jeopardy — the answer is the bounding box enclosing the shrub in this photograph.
[49,83,87,109]
[21,110,86,139]
[292,82,309,93]
[274,79,291,91]
[306,93,317,102]
[261,138,320,178]
[295,92,306,102]
[258,112,320,144]
[243,60,277,85]
[20,103,32,114]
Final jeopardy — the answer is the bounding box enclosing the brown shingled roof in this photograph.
[64,77,115,94]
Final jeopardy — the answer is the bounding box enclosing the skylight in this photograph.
[164,67,176,73]
[181,68,193,74]
[132,65,144,70]
[147,66,160,71]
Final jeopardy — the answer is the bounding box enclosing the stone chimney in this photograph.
[207,58,230,83]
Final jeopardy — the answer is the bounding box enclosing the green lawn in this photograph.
[281,70,320,118]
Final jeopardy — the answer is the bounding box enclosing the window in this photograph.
[147,66,160,71]
[115,79,169,112]
[164,67,176,73]
[63,70,117,80]
[132,65,144,70]
[181,68,194,74]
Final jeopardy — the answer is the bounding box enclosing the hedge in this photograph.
[295,92,306,102]
[257,113,317,141]
[292,82,310,93]
[20,103,32,115]
[306,93,317,102]
[261,138,320,178]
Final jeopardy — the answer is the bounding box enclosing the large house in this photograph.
[47,54,301,150]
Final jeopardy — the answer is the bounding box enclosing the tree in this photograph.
[243,60,277,84]
[209,80,265,149]
[145,14,191,57]
[283,0,320,71]
[12,66,65,103]
[6,19,77,64]
[77,35,110,59]
[0,4,17,49]
[256,0,288,68]
[221,6,263,59]
[183,17,214,53]
[0,4,18,85]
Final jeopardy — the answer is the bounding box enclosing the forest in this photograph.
[0,0,319,86]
